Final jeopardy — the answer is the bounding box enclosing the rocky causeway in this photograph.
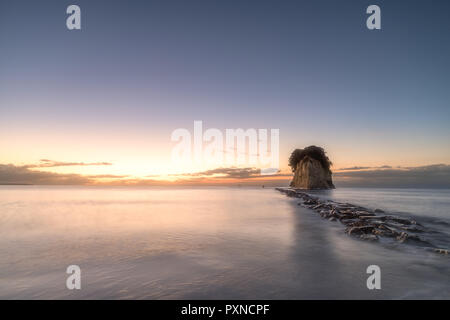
[276,187,449,255]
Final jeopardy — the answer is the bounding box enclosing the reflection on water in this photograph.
[0,186,448,299]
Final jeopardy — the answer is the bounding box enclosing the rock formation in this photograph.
[288,146,334,189]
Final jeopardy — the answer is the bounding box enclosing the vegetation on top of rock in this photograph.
[288,146,332,173]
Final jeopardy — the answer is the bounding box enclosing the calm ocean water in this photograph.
[0,186,448,299]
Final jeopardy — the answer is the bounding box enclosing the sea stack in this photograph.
[289,146,335,189]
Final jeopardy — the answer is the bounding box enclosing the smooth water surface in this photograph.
[0,186,448,299]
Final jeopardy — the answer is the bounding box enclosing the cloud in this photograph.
[87,174,129,179]
[337,165,392,171]
[0,164,91,185]
[0,162,126,185]
[334,164,450,188]
[172,167,290,180]
[166,167,289,186]
[28,159,112,168]
[181,167,262,179]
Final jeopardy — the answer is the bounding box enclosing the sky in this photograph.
[1,0,450,187]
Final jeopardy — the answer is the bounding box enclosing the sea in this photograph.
[0,186,448,299]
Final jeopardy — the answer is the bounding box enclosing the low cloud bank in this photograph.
[0,164,91,185]
[28,159,112,168]
[175,167,263,179]
[0,161,123,185]
[1,161,450,188]
[334,164,450,188]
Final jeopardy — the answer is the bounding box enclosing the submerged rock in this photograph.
[346,226,375,235]
[359,234,379,241]
[396,232,409,243]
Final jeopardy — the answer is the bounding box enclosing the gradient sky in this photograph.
[1,0,450,185]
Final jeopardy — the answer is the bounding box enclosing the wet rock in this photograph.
[372,229,389,237]
[354,210,372,216]
[434,248,449,255]
[360,215,387,221]
[372,224,399,237]
[346,220,365,227]
[374,208,385,213]
[340,219,356,226]
[396,232,409,243]
[340,214,358,221]
[346,226,375,235]
[329,209,339,218]
[320,210,327,215]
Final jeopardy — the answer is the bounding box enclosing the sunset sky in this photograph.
[1,0,450,187]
